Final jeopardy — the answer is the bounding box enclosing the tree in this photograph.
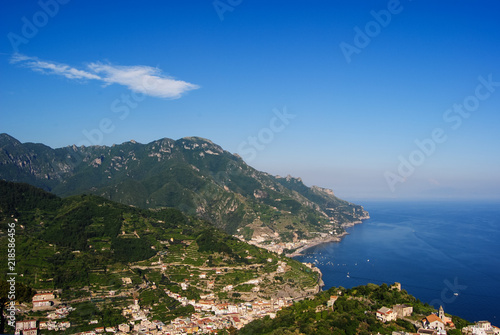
[0,280,9,334]
[0,280,34,333]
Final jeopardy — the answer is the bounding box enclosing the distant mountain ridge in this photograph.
[0,133,368,241]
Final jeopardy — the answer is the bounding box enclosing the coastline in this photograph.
[292,201,500,323]
[286,233,348,257]
[287,215,370,258]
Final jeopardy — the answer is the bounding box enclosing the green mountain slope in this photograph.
[0,181,321,330]
[236,283,470,335]
[0,134,368,242]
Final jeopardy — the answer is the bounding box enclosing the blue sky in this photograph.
[1,0,499,201]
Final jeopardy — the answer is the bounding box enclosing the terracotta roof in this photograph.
[424,314,444,324]
[377,307,394,315]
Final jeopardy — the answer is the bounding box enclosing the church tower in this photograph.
[439,305,445,320]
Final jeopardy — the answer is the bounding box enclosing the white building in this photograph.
[422,314,445,330]
[32,292,55,310]
[376,307,397,322]
[463,321,500,335]
[118,323,131,332]
[15,320,37,335]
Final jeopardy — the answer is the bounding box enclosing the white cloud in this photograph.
[9,53,199,99]
[88,63,200,99]
[10,54,101,80]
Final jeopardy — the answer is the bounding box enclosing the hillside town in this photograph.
[13,288,294,334]
[234,214,362,257]
[378,302,500,335]
[12,284,500,335]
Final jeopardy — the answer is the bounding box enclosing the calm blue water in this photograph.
[294,200,500,324]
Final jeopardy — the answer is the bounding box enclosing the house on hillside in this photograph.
[393,304,413,318]
[15,320,37,335]
[327,296,338,310]
[32,292,55,310]
[422,314,445,330]
[462,320,500,334]
[118,323,130,332]
[377,306,397,322]
[438,305,455,328]
[121,277,132,285]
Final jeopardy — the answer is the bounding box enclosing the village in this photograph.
[9,229,499,335]
[12,252,305,334]
[8,218,326,335]
[13,288,295,334]
[234,218,347,257]
[373,284,500,335]
[12,283,500,335]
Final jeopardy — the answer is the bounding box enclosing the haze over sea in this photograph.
[294,200,500,324]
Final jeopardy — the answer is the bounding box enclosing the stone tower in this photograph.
[439,305,445,320]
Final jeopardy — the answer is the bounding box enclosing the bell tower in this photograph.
[439,305,445,320]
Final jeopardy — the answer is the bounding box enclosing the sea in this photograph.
[293,200,500,324]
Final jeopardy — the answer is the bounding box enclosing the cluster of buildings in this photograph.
[14,320,37,335]
[239,231,336,256]
[15,292,75,334]
[15,319,72,335]
[234,226,308,255]
[379,304,500,335]
[376,304,413,323]
[62,318,500,335]
[12,257,300,334]
[151,297,293,334]
[154,313,241,334]
[13,274,499,335]
[57,289,293,334]
[393,321,500,335]
[39,320,72,332]
[238,232,298,255]
[121,298,150,323]
[462,321,500,335]
[12,284,500,335]
[32,292,55,311]
[46,305,75,319]
[377,304,455,334]
[165,288,292,324]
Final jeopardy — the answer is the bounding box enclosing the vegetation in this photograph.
[238,284,451,335]
[0,280,35,333]
[0,181,477,335]
[0,181,320,333]
[0,134,368,239]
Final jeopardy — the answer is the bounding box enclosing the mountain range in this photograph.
[0,133,368,243]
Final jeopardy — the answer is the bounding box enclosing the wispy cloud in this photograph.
[88,63,200,99]
[9,54,199,99]
[10,54,100,80]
